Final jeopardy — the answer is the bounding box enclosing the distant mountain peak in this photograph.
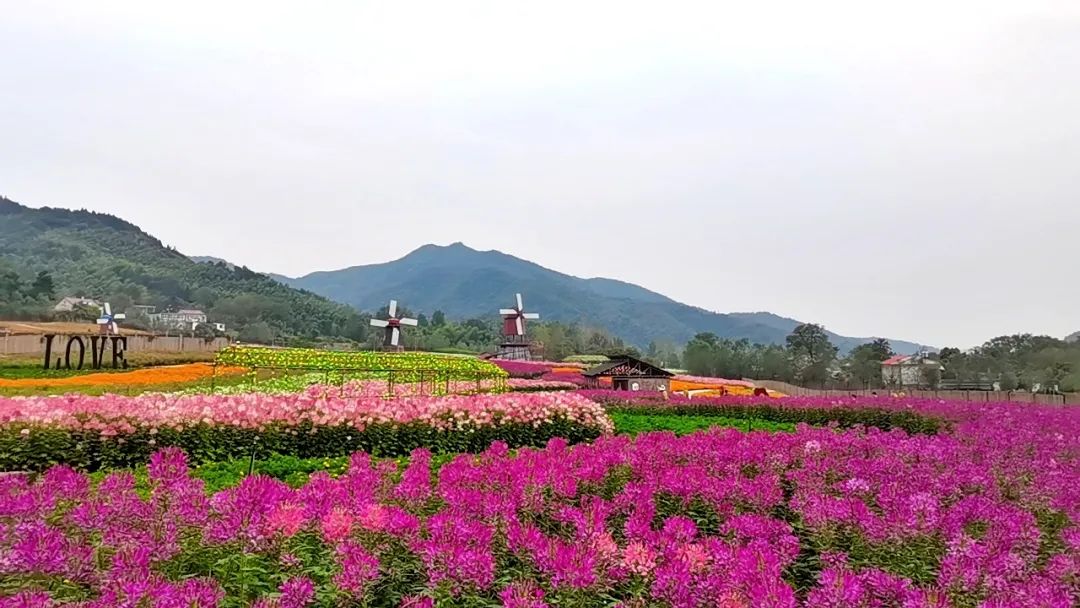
[276,241,925,353]
[189,255,236,269]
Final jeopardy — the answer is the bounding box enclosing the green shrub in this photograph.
[610,411,796,435]
[604,403,945,435]
[0,418,601,472]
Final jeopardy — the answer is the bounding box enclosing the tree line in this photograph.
[679,323,1080,393]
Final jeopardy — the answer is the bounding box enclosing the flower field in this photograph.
[1,393,1078,607]
[217,346,505,379]
[0,391,612,471]
[507,378,580,392]
[1,353,1078,608]
[0,363,246,390]
[181,376,507,398]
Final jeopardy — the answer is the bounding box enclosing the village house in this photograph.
[881,353,944,388]
[52,297,102,312]
[583,355,674,391]
[150,309,208,330]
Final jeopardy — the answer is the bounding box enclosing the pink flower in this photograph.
[499,580,550,608]
[320,507,354,545]
[621,542,657,576]
[267,502,307,538]
[334,539,380,595]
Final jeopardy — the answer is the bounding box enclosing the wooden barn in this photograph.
[582,355,674,391]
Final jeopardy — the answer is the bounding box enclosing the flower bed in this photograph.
[0,363,246,390]
[181,375,506,397]
[539,371,589,386]
[672,374,757,388]
[489,359,551,378]
[580,390,947,435]
[507,378,579,392]
[217,346,506,379]
[0,392,612,471]
[2,395,1077,607]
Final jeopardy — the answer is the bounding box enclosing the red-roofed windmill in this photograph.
[497,293,540,360]
[369,299,418,351]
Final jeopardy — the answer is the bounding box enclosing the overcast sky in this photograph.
[2,1,1078,348]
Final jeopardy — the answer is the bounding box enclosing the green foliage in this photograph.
[940,333,1080,392]
[786,323,839,385]
[610,411,796,435]
[683,333,793,381]
[844,338,894,387]
[527,322,640,362]
[0,197,366,339]
[0,417,601,472]
[605,403,945,436]
[0,257,57,318]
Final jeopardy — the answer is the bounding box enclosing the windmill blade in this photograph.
[370,319,390,327]
[96,318,109,325]
[104,302,112,316]
[113,313,126,321]
[522,313,540,319]
[516,316,524,335]
[499,309,517,316]
[391,327,400,346]
[516,293,524,310]
[110,322,119,334]
[388,300,398,318]
[399,318,419,326]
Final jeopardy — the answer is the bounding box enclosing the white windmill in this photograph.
[96,302,126,335]
[500,293,540,337]
[369,299,418,350]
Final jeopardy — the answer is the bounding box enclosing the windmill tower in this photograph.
[497,293,540,360]
[369,299,418,351]
[96,302,126,336]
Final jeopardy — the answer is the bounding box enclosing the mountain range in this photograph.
[270,242,927,354]
[0,197,362,338]
[1,195,925,353]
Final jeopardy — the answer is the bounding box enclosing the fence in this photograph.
[1,333,230,356]
[749,379,1080,405]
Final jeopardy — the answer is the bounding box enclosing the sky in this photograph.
[2,0,1078,349]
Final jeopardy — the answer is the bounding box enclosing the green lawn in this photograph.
[610,411,796,435]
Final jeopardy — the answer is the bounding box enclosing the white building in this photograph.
[53,297,102,312]
[151,309,208,330]
[881,353,943,388]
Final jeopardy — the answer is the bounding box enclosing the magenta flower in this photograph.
[334,539,380,595]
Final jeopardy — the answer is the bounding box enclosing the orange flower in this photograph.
[0,363,246,389]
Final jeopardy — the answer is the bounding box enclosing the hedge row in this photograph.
[601,402,946,435]
[0,418,602,472]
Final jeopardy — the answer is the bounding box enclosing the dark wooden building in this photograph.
[582,356,674,391]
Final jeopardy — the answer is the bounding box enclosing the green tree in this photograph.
[30,271,55,300]
[71,302,103,322]
[192,323,217,339]
[786,323,838,385]
[683,333,719,376]
[431,310,446,327]
[238,321,275,344]
[846,338,893,387]
[192,287,217,309]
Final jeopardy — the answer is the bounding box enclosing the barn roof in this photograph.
[582,356,674,378]
[881,355,912,366]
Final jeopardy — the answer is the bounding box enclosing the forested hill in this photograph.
[277,242,927,353]
[0,197,366,340]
